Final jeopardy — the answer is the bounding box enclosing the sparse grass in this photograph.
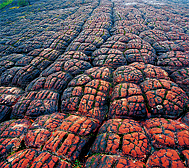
[0,0,14,9]
[74,159,83,168]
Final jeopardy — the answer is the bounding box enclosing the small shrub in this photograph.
[17,0,30,7]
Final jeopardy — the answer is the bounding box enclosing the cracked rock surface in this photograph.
[0,0,189,167]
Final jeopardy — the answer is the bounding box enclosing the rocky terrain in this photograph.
[0,0,189,167]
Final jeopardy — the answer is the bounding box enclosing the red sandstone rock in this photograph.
[143,118,189,150]
[146,149,185,168]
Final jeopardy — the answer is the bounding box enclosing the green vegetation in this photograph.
[17,0,30,7]
[0,0,14,9]
[0,0,30,9]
